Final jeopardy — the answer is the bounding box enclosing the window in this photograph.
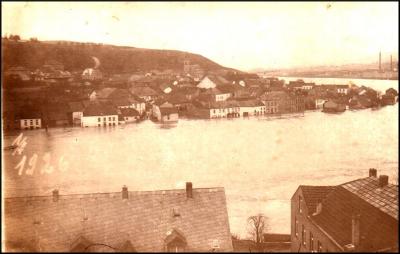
[24,120,28,126]
[36,119,39,125]
[113,117,115,121]
[301,225,306,246]
[299,196,303,213]
[103,117,106,121]
[30,120,33,125]
[295,217,298,237]
[309,232,314,251]
[317,241,322,252]
[98,118,101,122]
[213,109,216,114]
[125,117,128,121]
[98,124,100,127]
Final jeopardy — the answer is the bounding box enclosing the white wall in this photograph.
[81,115,118,127]
[215,93,231,101]
[20,119,41,129]
[239,106,266,116]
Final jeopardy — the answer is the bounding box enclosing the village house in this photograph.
[322,100,346,113]
[17,107,42,130]
[81,102,118,127]
[196,75,229,89]
[90,88,146,115]
[287,80,315,91]
[381,88,398,105]
[119,108,140,123]
[159,83,173,94]
[323,84,350,95]
[129,86,159,102]
[67,101,88,126]
[82,68,103,81]
[236,99,266,117]
[260,91,305,114]
[4,183,233,252]
[188,100,240,119]
[291,169,398,252]
[152,100,179,123]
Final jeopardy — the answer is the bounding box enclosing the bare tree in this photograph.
[247,213,269,251]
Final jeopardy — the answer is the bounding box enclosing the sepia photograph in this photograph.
[1,1,399,252]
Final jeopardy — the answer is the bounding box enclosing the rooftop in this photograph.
[4,185,233,252]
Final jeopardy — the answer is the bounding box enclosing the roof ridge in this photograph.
[4,187,225,200]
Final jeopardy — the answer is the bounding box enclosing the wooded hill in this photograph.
[2,39,240,75]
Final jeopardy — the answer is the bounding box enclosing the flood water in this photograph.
[2,79,399,238]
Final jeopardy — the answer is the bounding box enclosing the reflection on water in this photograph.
[2,104,398,238]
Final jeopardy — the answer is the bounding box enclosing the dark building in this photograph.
[291,169,398,252]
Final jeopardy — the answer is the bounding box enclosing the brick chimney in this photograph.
[186,182,193,198]
[351,214,361,248]
[369,168,377,177]
[52,189,59,202]
[122,185,129,199]
[379,175,389,188]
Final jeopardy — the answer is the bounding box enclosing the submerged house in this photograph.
[152,100,179,123]
[81,102,118,127]
[322,101,346,113]
[4,183,233,252]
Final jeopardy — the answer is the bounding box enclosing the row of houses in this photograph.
[4,169,398,252]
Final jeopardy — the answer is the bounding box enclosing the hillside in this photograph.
[1,39,240,75]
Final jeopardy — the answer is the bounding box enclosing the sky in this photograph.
[2,2,399,71]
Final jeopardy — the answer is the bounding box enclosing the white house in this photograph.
[18,109,42,130]
[237,99,266,117]
[336,85,350,95]
[81,102,118,127]
[197,76,217,89]
[20,118,41,130]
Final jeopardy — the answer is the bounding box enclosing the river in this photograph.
[2,78,399,238]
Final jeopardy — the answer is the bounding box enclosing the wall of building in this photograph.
[238,106,266,117]
[161,113,179,122]
[81,115,118,127]
[20,118,41,129]
[291,189,342,253]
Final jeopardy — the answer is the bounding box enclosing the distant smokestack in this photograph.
[390,55,393,71]
[52,189,59,202]
[379,52,382,71]
[186,182,193,198]
[122,185,128,199]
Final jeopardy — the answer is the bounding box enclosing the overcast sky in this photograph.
[2,2,399,71]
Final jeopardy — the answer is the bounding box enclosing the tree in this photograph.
[247,213,269,251]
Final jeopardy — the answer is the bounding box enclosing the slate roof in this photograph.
[129,87,159,97]
[83,102,118,117]
[341,177,398,220]
[120,108,139,117]
[299,186,336,214]
[236,99,265,107]
[4,187,233,252]
[160,107,179,115]
[300,176,399,251]
[68,101,85,113]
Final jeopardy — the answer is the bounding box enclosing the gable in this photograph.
[197,77,217,89]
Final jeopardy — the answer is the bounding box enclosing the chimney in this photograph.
[186,182,193,198]
[390,55,393,71]
[379,51,382,71]
[369,168,377,177]
[122,185,129,199]
[312,199,323,216]
[379,175,389,188]
[351,214,361,248]
[52,189,59,202]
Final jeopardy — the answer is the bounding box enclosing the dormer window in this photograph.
[165,229,187,252]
